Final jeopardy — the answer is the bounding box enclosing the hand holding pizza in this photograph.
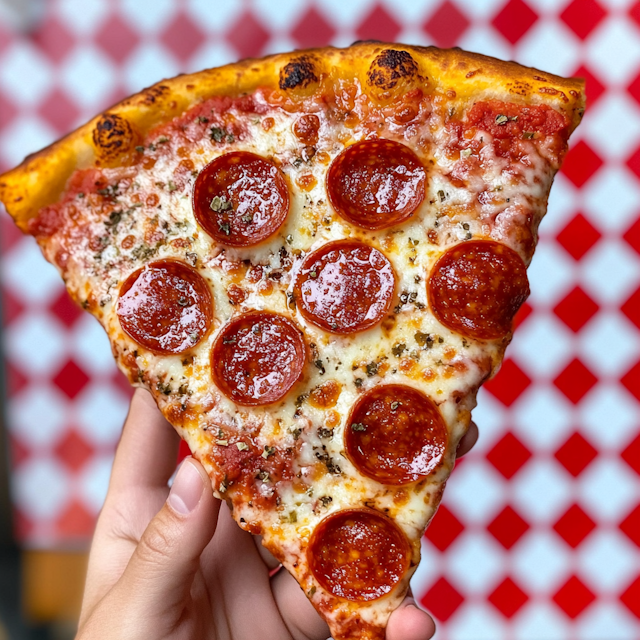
[76,389,453,640]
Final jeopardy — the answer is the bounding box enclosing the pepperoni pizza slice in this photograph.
[0,43,584,640]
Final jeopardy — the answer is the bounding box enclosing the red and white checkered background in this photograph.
[0,0,639,637]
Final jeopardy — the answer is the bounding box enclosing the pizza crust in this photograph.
[0,42,584,231]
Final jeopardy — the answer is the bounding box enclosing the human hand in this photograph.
[77,389,477,640]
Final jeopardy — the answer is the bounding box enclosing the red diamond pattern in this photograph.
[38,88,81,135]
[553,504,596,548]
[484,359,531,407]
[486,432,532,480]
[553,576,596,618]
[2,287,25,326]
[629,68,640,107]
[622,286,640,330]
[627,145,640,181]
[425,504,465,551]
[556,213,602,261]
[554,432,598,477]
[30,15,75,64]
[553,358,598,404]
[0,210,23,252]
[492,0,539,45]
[13,510,35,543]
[291,7,336,48]
[553,286,600,333]
[623,216,640,256]
[160,12,206,63]
[621,432,640,476]
[0,92,17,130]
[488,505,530,550]
[5,360,29,396]
[10,434,30,468]
[53,360,90,399]
[631,2,640,30]
[95,13,140,65]
[226,12,270,60]
[54,430,94,473]
[514,300,533,329]
[49,289,83,328]
[0,22,14,56]
[561,0,607,40]
[488,577,529,618]
[420,577,465,622]
[55,499,95,539]
[355,4,402,42]
[574,64,606,107]
[620,503,640,548]
[561,140,604,188]
[621,360,640,402]
[620,575,640,619]
[423,1,470,48]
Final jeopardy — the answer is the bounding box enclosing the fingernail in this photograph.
[168,459,204,515]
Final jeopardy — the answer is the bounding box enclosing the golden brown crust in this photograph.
[0,42,584,231]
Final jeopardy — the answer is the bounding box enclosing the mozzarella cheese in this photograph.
[33,84,561,637]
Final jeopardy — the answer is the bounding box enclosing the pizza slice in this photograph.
[0,43,584,640]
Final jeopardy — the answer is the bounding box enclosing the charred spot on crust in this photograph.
[143,85,170,105]
[92,114,135,160]
[508,81,532,96]
[367,49,419,92]
[279,57,318,91]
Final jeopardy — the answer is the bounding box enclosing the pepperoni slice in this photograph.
[293,240,395,334]
[193,151,289,247]
[327,139,426,230]
[211,311,306,406]
[308,509,411,602]
[428,240,529,341]
[345,385,447,485]
[117,260,213,355]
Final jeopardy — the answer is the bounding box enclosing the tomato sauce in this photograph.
[447,100,570,164]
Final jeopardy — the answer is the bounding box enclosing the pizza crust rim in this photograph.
[0,41,585,231]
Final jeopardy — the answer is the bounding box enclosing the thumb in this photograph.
[118,457,219,616]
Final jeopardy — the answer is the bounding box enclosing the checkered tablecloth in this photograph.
[1,0,639,637]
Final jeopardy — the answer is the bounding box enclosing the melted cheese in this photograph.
[36,86,560,636]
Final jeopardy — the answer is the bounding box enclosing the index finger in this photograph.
[80,389,180,624]
[108,388,180,496]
